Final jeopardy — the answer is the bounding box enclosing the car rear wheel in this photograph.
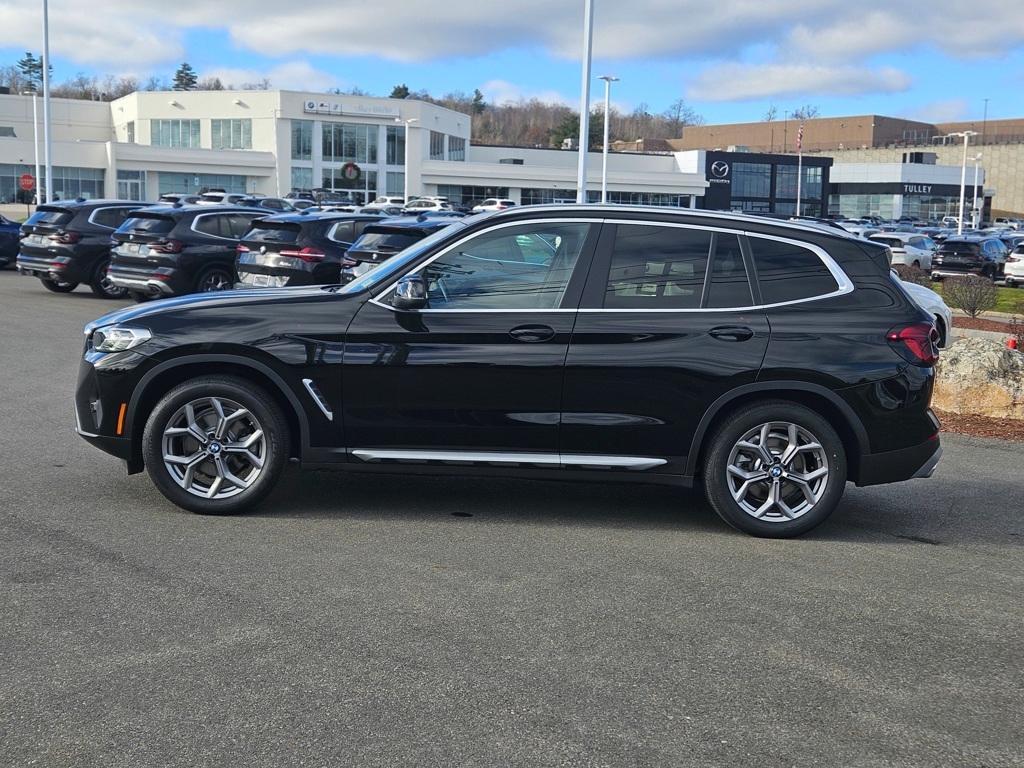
[703,401,847,538]
[196,266,234,293]
[40,277,78,293]
[89,258,128,299]
[142,376,290,515]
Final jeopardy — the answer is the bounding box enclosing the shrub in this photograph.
[892,263,931,287]
[942,275,997,318]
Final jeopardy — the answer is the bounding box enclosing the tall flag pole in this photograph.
[795,122,804,217]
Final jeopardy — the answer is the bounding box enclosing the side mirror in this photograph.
[393,274,428,310]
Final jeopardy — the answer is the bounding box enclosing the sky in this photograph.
[0,0,1022,126]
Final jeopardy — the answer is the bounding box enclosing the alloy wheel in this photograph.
[161,396,266,499]
[725,421,829,523]
[200,270,232,292]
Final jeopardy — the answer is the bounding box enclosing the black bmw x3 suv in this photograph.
[76,206,942,537]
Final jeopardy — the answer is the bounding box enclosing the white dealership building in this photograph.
[0,90,708,207]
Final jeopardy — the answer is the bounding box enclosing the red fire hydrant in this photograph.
[1009,338,1019,350]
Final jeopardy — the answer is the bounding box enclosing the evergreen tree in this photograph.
[471,88,486,115]
[549,110,604,150]
[16,52,50,92]
[172,62,198,91]
[389,83,410,99]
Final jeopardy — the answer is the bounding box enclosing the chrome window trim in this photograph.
[189,212,249,241]
[369,217,603,313]
[351,448,666,470]
[87,205,141,231]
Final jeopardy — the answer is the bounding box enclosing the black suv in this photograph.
[76,206,942,538]
[16,200,146,297]
[235,211,380,288]
[931,236,1008,280]
[107,205,266,301]
[342,217,455,281]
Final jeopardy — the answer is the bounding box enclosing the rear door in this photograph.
[561,221,770,475]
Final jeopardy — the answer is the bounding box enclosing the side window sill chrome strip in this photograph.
[351,449,665,470]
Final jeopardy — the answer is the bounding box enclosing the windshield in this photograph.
[350,231,421,253]
[341,221,467,294]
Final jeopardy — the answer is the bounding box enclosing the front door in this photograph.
[342,219,598,460]
[561,221,770,475]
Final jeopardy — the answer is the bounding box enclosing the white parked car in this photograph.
[371,196,405,206]
[869,232,935,270]
[196,192,248,206]
[403,199,450,212]
[472,198,517,213]
[1004,244,1024,288]
[898,275,953,348]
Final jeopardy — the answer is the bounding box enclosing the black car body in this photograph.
[77,205,942,538]
[931,236,1008,279]
[235,211,381,289]
[107,205,267,300]
[342,217,455,281]
[0,213,21,268]
[16,200,147,296]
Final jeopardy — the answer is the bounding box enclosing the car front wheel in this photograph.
[703,401,847,538]
[142,375,290,514]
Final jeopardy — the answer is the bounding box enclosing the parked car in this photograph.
[472,198,517,213]
[196,192,249,206]
[77,205,942,537]
[360,202,405,216]
[234,211,381,289]
[898,275,953,348]
[868,232,935,270]
[341,217,455,281]
[1004,244,1024,288]
[289,199,318,211]
[403,199,450,214]
[158,193,201,205]
[931,236,1008,280]
[371,196,405,207]
[414,210,466,220]
[16,199,147,297]
[107,205,266,301]
[238,196,295,213]
[0,213,21,268]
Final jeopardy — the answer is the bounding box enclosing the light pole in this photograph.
[41,0,53,203]
[972,152,983,229]
[396,117,418,204]
[598,75,618,204]
[21,90,41,205]
[575,0,595,204]
[947,131,978,235]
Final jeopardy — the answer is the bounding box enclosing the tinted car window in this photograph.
[605,225,710,309]
[351,231,420,254]
[328,221,355,243]
[91,206,136,229]
[421,222,590,310]
[705,233,753,308]
[869,236,905,249]
[119,215,176,235]
[193,214,232,238]
[25,208,73,227]
[751,237,838,304]
[243,222,301,244]
[227,213,263,238]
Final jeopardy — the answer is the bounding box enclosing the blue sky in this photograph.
[0,0,1021,125]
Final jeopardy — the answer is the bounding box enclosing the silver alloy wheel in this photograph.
[99,270,125,297]
[200,270,232,292]
[725,421,829,523]
[161,396,266,499]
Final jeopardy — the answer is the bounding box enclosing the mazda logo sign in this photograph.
[711,161,730,178]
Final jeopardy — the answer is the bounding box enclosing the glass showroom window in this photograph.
[732,163,771,198]
[322,123,378,164]
[386,125,405,165]
[152,119,200,148]
[585,190,690,207]
[386,172,405,196]
[50,166,105,200]
[521,188,577,205]
[291,166,313,191]
[447,136,466,161]
[429,131,445,160]
[158,172,247,195]
[211,119,252,150]
[291,120,313,161]
[116,170,145,200]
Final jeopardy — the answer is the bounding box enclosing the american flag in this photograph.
[797,122,804,152]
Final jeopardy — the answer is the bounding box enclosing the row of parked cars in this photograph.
[11,197,458,301]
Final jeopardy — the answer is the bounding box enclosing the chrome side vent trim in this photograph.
[301,378,333,422]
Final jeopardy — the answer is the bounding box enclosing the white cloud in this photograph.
[479,79,571,107]
[203,61,341,91]
[903,99,970,123]
[688,63,913,101]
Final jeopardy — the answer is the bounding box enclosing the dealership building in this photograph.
[0,90,707,207]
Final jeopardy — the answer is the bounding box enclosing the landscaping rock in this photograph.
[933,337,1024,420]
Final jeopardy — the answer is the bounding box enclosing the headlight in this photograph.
[91,326,152,352]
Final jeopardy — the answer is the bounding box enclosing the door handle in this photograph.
[509,324,556,343]
[708,325,755,342]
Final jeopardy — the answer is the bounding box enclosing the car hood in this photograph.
[84,286,341,333]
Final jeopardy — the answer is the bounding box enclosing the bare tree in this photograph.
[943,276,997,318]
[662,98,704,136]
[763,104,778,122]
[196,77,225,91]
[791,104,820,121]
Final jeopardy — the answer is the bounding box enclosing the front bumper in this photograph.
[931,268,986,279]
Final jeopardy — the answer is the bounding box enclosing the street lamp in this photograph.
[598,75,618,204]
[395,117,419,204]
[575,0,595,204]
[21,90,41,205]
[41,0,53,203]
[946,131,978,235]
[972,152,983,229]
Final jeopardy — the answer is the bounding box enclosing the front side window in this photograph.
[416,222,591,310]
[605,225,711,309]
[750,237,838,304]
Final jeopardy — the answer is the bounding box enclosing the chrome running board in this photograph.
[350,449,666,470]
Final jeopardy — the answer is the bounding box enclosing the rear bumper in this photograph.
[107,273,175,296]
[856,435,942,486]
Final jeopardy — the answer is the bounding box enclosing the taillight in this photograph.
[887,322,939,366]
[237,244,250,254]
[150,239,184,254]
[49,230,81,244]
[279,247,325,263]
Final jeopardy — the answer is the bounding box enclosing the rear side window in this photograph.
[705,233,753,308]
[227,213,263,238]
[91,206,137,230]
[25,208,73,227]
[193,214,235,239]
[328,221,355,243]
[750,237,839,305]
[118,215,176,235]
[605,225,710,309]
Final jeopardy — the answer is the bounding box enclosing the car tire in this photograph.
[934,316,948,348]
[142,375,290,515]
[702,401,847,538]
[89,258,128,299]
[196,265,234,293]
[40,277,78,293]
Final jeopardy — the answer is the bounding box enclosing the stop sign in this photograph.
[19,173,34,191]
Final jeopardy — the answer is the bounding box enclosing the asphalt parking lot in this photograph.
[1,270,1022,768]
